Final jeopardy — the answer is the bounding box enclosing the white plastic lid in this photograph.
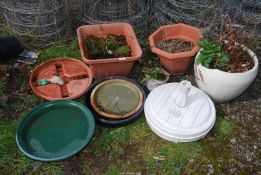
[144,80,216,142]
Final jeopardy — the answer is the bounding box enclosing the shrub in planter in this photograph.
[194,32,259,102]
[77,23,142,79]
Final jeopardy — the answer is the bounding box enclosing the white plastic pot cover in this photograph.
[144,80,216,142]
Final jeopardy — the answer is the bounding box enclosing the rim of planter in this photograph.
[84,76,147,127]
[30,57,93,100]
[195,47,259,75]
[77,23,142,64]
[90,79,144,119]
[149,23,202,59]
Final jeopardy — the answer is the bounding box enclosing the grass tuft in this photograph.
[37,41,81,64]
[215,117,236,136]
[0,31,10,37]
[145,142,203,174]
[105,165,119,175]
[0,122,62,175]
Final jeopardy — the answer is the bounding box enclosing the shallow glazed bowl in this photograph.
[16,100,95,161]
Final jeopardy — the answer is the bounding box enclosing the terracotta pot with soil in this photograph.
[149,24,202,75]
[77,23,142,78]
[194,38,259,102]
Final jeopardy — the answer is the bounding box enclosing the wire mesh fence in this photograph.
[239,0,261,27]
[0,7,6,25]
[150,0,260,37]
[0,0,260,47]
[151,0,221,29]
[0,0,66,47]
[76,0,152,39]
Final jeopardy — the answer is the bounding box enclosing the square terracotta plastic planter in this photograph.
[149,24,202,75]
[77,23,142,78]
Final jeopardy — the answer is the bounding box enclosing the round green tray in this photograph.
[16,100,95,161]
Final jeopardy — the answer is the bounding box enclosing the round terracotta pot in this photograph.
[149,23,202,75]
[194,48,259,102]
[30,57,93,100]
[90,79,144,119]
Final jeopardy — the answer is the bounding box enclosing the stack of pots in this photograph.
[84,77,146,127]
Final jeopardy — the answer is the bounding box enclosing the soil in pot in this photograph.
[156,39,194,53]
[85,34,131,59]
[218,42,255,73]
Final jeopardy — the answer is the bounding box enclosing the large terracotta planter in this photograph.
[149,24,202,75]
[77,23,142,78]
[194,48,259,102]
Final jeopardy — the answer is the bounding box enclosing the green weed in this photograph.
[196,38,229,68]
[214,117,236,135]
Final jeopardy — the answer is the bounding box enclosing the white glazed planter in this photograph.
[194,47,259,102]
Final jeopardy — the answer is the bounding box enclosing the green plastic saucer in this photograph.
[16,100,95,161]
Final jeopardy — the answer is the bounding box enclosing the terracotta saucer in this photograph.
[90,79,144,119]
[30,57,93,100]
[84,76,147,127]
